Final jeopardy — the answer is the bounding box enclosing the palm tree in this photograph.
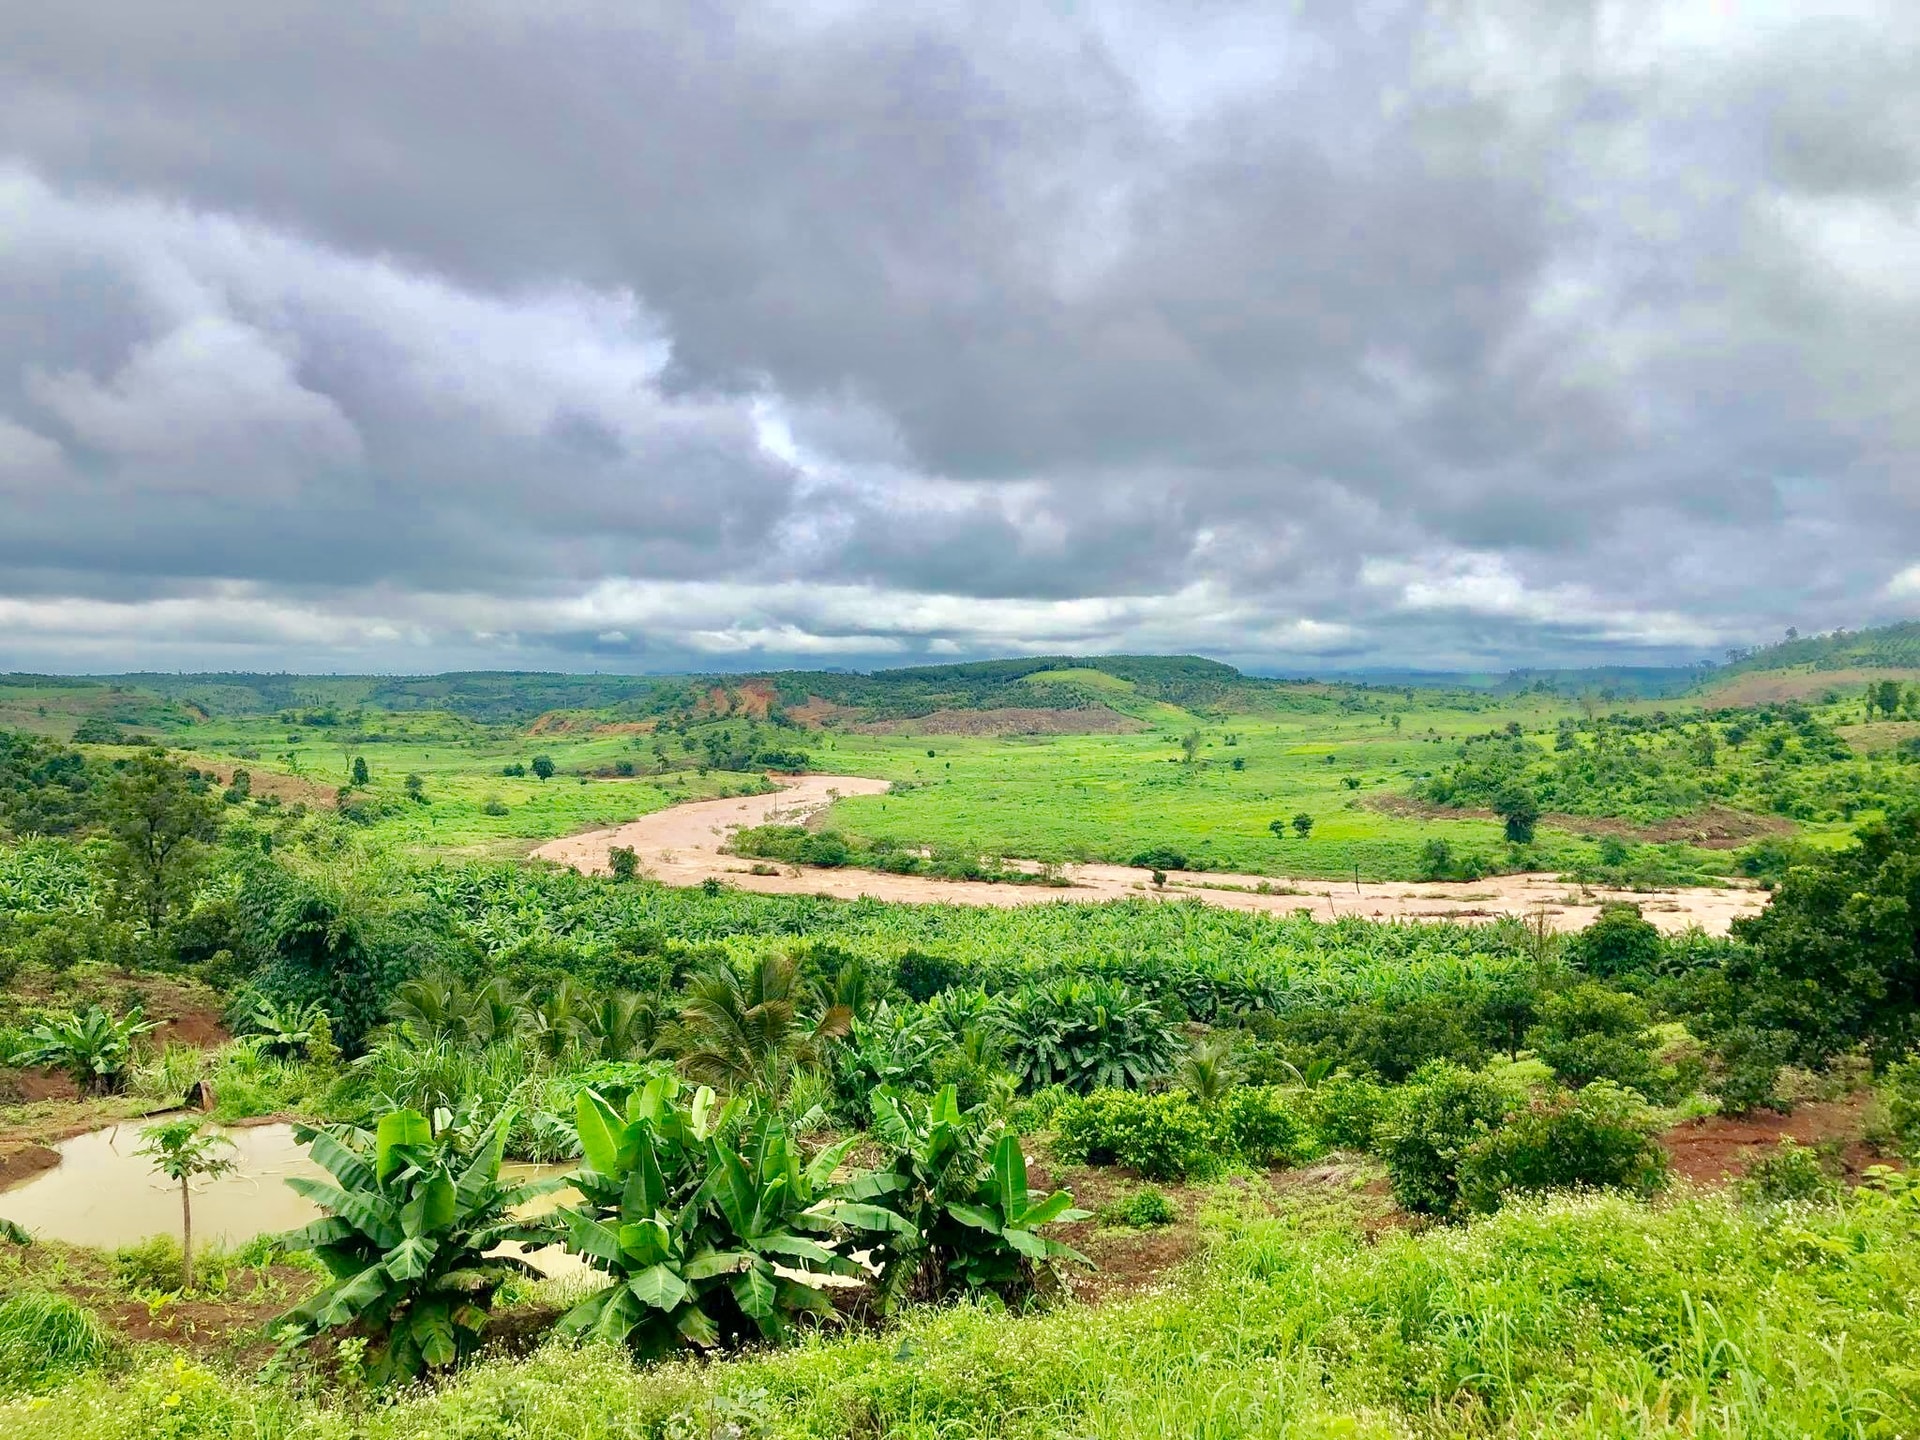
[136,1118,235,1291]
[387,972,526,1049]
[666,953,851,1101]
[580,991,659,1061]
[523,978,589,1062]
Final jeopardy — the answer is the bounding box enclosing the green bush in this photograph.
[1098,1187,1177,1227]
[1527,983,1659,1095]
[1376,1061,1521,1216]
[110,1236,186,1293]
[1217,1086,1320,1167]
[1712,1024,1793,1115]
[1302,1073,1390,1150]
[1879,1052,1920,1162]
[1454,1081,1669,1215]
[1738,1137,1841,1205]
[1052,1089,1217,1180]
[1565,902,1666,978]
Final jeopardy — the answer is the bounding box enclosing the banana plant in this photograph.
[275,1107,561,1385]
[13,1004,158,1094]
[858,1085,1089,1309]
[556,1076,908,1356]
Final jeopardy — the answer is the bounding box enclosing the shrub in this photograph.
[1303,1073,1390,1150]
[1218,1086,1320,1167]
[994,977,1181,1094]
[1052,1089,1217,1181]
[0,1290,109,1394]
[1712,1025,1794,1115]
[1872,1052,1920,1161]
[1130,845,1188,872]
[1738,1137,1841,1205]
[1454,1082,1669,1216]
[1566,903,1667,978]
[1098,1187,1177,1227]
[1527,984,1659,1095]
[1376,1062,1521,1217]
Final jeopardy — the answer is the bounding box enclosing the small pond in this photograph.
[0,1119,577,1273]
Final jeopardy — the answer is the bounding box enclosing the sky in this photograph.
[1,0,1917,676]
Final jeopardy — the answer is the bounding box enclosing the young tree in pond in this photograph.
[102,748,222,932]
[530,754,555,782]
[137,1118,235,1291]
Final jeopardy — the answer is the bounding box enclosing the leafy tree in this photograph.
[1291,813,1314,838]
[278,1109,558,1384]
[1179,730,1203,764]
[1493,782,1540,845]
[667,953,851,1101]
[530,755,556,782]
[1453,1082,1667,1215]
[1526,983,1658,1094]
[136,1119,235,1291]
[350,756,370,787]
[14,1005,158,1094]
[1268,818,1288,839]
[1566,903,1665,978]
[101,748,222,932]
[608,845,638,882]
[403,773,426,803]
[1725,810,1920,1063]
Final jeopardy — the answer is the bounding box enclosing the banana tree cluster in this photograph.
[555,1076,908,1356]
[857,1085,1089,1309]
[278,1109,560,1384]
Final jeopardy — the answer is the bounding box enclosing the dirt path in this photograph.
[530,776,1767,935]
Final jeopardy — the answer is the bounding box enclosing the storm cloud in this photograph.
[1,0,1915,672]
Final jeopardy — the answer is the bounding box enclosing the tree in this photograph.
[404,773,426,803]
[1876,680,1903,720]
[1179,730,1203,764]
[1493,783,1540,845]
[101,748,222,932]
[667,953,851,1101]
[1291,813,1314,838]
[350,756,370,787]
[1725,809,1920,1064]
[608,845,638,882]
[530,754,556,782]
[136,1118,235,1291]
[1268,818,1288,839]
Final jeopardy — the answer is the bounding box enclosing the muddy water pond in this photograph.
[0,1119,577,1273]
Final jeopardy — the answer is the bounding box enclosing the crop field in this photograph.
[4,638,1920,1437]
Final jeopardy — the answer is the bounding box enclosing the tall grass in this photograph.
[13,1184,1920,1437]
[0,1290,109,1395]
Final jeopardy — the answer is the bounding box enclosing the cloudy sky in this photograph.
[1,0,1916,676]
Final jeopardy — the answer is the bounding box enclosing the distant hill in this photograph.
[1717,622,1920,676]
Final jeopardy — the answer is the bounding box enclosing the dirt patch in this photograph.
[1662,1094,1877,1186]
[527,711,657,736]
[0,1069,80,1103]
[0,1142,60,1188]
[1839,720,1920,755]
[1024,1157,1203,1305]
[787,696,864,728]
[1702,667,1920,708]
[855,706,1146,737]
[1367,794,1793,850]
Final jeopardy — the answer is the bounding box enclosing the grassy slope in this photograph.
[14,1184,1920,1437]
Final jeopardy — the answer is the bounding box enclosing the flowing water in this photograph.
[0,1118,580,1274]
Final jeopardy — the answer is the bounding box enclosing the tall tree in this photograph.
[102,748,222,932]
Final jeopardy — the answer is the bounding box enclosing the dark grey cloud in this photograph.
[0,0,1916,672]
